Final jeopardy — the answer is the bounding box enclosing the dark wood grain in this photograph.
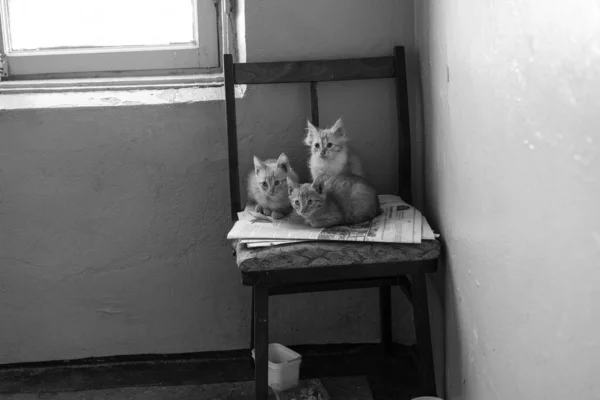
[269,277,400,296]
[241,260,438,287]
[233,56,395,84]
[224,54,242,221]
[398,275,413,304]
[412,272,437,396]
[394,47,413,204]
[253,284,269,400]
[379,286,393,355]
[249,286,255,356]
[310,81,320,126]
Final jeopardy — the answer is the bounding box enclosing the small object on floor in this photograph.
[252,343,302,392]
[274,378,330,400]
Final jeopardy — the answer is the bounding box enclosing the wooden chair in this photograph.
[224,46,440,400]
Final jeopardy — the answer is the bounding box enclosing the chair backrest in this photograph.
[224,46,412,221]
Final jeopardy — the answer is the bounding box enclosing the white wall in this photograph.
[0,0,419,363]
[417,0,600,398]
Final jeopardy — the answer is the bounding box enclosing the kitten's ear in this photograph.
[286,177,298,195]
[304,120,318,146]
[331,117,346,139]
[253,156,265,174]
[311,179,325,195]
[307,120,318,132]
[276,153,289,173]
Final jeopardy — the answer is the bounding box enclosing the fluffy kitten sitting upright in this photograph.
[304,117,364,180]
[248,153,298,219]
[287,173,379,228]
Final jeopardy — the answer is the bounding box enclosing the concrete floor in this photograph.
[1,377,373,400]
[0,344,424,400]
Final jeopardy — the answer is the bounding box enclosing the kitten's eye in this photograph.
[294,200,299,206]
[327,143,333,148]
[314,143,320,149]
[274,180,280,186]
[261,182,268,188]
[308,200,313,205]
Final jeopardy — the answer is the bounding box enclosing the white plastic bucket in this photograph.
[252,343,302,391]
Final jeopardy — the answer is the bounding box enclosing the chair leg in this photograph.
[398,275,413,303]
[249,286,255,367]
[412,273,437,396]
[254,283,269,400]
[379,285,393,356]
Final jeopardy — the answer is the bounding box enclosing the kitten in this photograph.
[247,153,299,219]
[304,117,365,181]
[287,173,379,228]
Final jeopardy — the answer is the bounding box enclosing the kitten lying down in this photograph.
[287,173,380,228]
[247,153,298,219]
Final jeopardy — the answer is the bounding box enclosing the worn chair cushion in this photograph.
[235,239,441,272]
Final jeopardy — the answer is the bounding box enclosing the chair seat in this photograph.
[235,239,441,273]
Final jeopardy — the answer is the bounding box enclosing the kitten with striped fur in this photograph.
[248,153,299,219]
[287,173,379,228]
[304,118,365,180]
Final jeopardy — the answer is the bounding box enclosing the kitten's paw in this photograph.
[320,172,333,181]
[254,204,264,214]
[271,210,285,219]
[313,172,332,187]
[262,207,272,216]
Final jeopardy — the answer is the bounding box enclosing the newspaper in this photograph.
[227,195,438,247]
[241,239,311,248]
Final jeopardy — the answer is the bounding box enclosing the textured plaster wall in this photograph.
[0,0,420,364]
[416,0,600,399]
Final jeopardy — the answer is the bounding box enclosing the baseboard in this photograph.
[0,342,414,371]
[0,348,251,370]
[0,344,419,398]
[0,343,418,394]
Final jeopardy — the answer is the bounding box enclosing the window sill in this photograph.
[0,74,247,110]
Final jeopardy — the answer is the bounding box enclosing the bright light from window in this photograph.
[7,0,196,51]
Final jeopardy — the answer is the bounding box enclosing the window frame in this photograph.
[0,0,221,83]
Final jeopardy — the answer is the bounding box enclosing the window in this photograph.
[0,0,220,82]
